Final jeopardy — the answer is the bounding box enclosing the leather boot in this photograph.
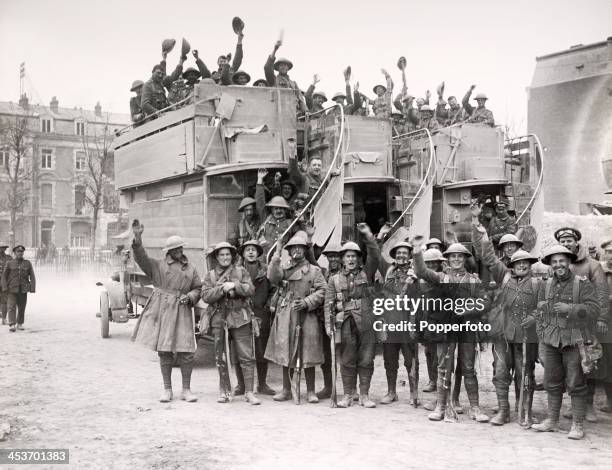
[359,394,376,408]
[307,391,319,404]
[316,365,333,399]
[337,374,355,408]
[490,391,510,426]
[469,406,490,423]
[159,389,173,403]
[245,391,261,405]
[337,394,353,408]
[585,403,598,423]
[180,389,197,402]
[533,391,561,432]
[423,380,437,393]
[256,362,275,395]
[568,395,586,440]
[465,376,487,421]
[234,365,245,396]
[407,366,419,407]
[380,370,398,405]
[273,389,292,401]
[423,399,437,411]
[428,379,446,421]
[217,387,230,403]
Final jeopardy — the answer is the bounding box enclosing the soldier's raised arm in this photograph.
[344,67,354,106]
[356,223,381,282]
[130,220,160,280]
[462,85,475,116]
[164,55,186,91]
[264,40,281,86]
[255,169,268,222]
[412,235,442,284]
[193,50,212,79]
[232,32,244,72]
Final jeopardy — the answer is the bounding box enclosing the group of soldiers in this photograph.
[128,21,495,133]
[129,192,611,441]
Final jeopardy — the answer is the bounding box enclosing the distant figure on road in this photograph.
[1,244,36,332]
[130,220,203,403]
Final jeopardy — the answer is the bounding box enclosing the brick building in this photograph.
[0,95,129,249]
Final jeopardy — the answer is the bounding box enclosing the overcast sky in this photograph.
[1,0,610,131]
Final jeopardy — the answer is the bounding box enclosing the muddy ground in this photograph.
[1,272,611,470]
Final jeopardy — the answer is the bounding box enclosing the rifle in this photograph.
[443,342,458,423]
[329,301,338,408]
[293,310,304,404]
[518,336,530,427]
[223,319,233,401]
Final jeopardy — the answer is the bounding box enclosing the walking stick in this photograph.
[224,321,233,401]
[330,308,338,408]
[293,321,303,404]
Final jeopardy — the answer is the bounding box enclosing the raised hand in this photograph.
[257,168,268,184]
[192,49,199,60]
[313,74,320,85]
[132,219,144,236]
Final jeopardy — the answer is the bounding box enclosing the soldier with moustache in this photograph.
[324,223,381,408]
[555,227,609,423]
[532,245,600,439]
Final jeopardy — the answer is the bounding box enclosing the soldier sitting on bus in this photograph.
[463,85,495,127]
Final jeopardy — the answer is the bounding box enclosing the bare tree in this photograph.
[0,105,34,247]
[77,117,114,254]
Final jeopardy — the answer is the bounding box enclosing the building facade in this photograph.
[0,95,129,250]
[528,37,612,213]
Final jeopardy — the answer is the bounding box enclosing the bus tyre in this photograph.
[100,290,110,338]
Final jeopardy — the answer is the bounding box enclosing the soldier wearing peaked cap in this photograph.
[488,198,517,248]
[201,242,260,405]
[472,212,541,427]
[532,245,600,440]
[265,232,327,403]
[555,226,610,423]
[129,221,202,403]
[462,85,495,127]
[324,223,381,408]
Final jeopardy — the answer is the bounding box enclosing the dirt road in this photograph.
[1,273,611,469]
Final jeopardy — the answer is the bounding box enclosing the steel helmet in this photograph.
[182,67,201,80]
[331,92,346,101]
[232,70,251,84]
[322,242,342,255]
[162,235,186,254]
[211,241,237,257]
[238,197,256,212]
[554,227,582,242]
[161,38,176,55]
[541,244,577,265]
[498,234,524,248]
[508,250,538,266]
[373,84,387,94]
[339,241,361,256]
[420,105,433,113]
[474,93,488,100]
[253,79,268,87]
[181,38,191,57]
[130,80,144,92]
[423,248,447,263]
[425,237,442,248]
[285,232,309,249]
[239,240,263,257]
[401,94,414,102]
[389,241,413,259]
[266,196,291,209]
[0,241,10,248]
[443,243,472,257]
[273,58,293,71]
[313,91,328,101]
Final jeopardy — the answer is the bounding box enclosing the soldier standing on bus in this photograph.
[463,85,495,127]
[372,69,393,119]
[130,222,202,403]
[264,39,307,112]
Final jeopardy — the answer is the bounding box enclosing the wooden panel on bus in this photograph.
[343,116,392,179]
[115,122,194,189]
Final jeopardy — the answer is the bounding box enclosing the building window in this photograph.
[41,183,53,208]
[41,118,52,133]
[0,149,8,168]
[41,148,53,169]
[75,151,87,171]
[75,185,86,215]
[75,121,86,136]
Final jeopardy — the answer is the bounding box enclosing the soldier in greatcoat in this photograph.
[130,221,202,403]
[201,242,260,405]
[265,232,327,403]
[1,244,35,332]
